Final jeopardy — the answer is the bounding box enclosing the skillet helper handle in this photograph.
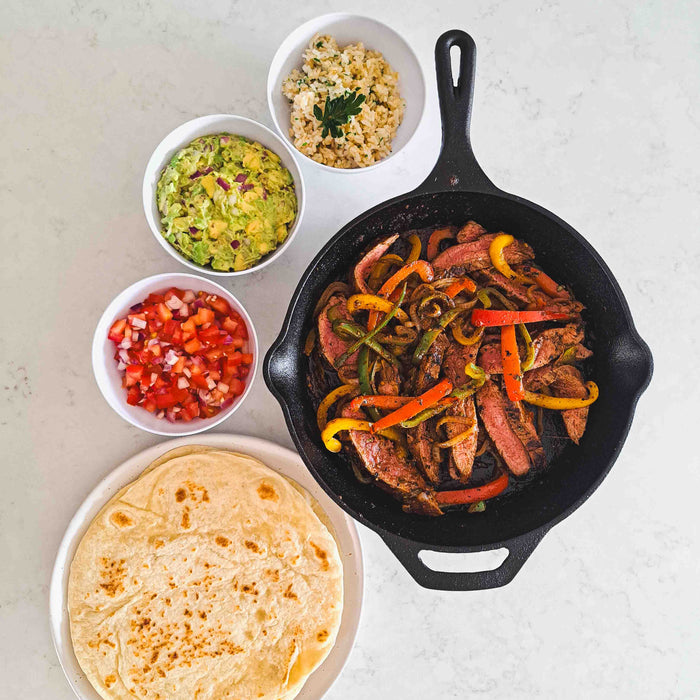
[421,29,496,193]
[379,529,547,591]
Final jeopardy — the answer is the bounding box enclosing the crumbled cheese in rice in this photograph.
[282,34,404,168]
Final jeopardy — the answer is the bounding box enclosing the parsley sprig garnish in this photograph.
[313,90,366,138]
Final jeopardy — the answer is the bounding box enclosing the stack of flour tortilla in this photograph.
[68,446,343,700]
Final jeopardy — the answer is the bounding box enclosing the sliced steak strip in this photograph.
[353,234,399,293]
[474,268,531,305]
[456,220,486,243]
[503,401,545,469]
[406,419,442,484]
[478,324,585,374]
[377,360,400,396]
[476,380,531,476]
[414,333,448,393]
[445,396,478,482]
[342,406,442,515]
[523,365,590,445]
[432,233,534,273]
[317,295,359,368]
[442,339,480,387]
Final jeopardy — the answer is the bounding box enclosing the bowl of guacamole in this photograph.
[144,116,304,275]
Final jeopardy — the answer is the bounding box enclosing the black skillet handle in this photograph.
[379,528,548,591]
[420,29,498,194]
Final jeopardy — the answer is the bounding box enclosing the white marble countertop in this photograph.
[2,0,698,697]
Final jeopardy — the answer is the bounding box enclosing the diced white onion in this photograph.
[166,295,183,310]
[131,317,147,329]
[117,361,127,371]
[183,367,191,377]
[118,349,130,363]
[165,349,179,365]
[119,339,132,350]
[182,290,195,303]
[217,382,229,394]
[151,373,158,384]
[179,304,190,318]
[206,378,216,390]
[177,377,189,389]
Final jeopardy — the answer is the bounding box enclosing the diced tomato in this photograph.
[125,364,144,387]
[206,294,231,315]
[108,318,127,342]
[184,338,202,354]
[107,287,252,422]
[156,303,173,322]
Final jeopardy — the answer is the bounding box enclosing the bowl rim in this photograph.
[142,114,306,276]
[92,272,258,436]
[266,12,427,174]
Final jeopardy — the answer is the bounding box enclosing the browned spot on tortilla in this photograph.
[98,558,126,597]
[257,482,278,501]
[184,609,192,617]
[150,650,159,663]
[154,539,164,549]
[283,584,298,600]
[241,583,259,595]
[175,488,187,502]
[110,511,133,528]
[104,675,116,688]
[244,540,260,553]
[264,568,280,582]
[181,507,191,529]
[215,536,230,547]
[199,611,207,620]
[310,542,329,570]
[317,629,329,642]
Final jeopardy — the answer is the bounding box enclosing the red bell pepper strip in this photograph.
[368,260,434,330]
[471,308,570,327]
[349,395,413,412]
[444,278,477,298]
[426,227,455,260]
[435,473,509,505]
[371,378,453,433]
[501,324,525,401]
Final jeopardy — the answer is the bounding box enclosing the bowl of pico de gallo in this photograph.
[92,273,257,435]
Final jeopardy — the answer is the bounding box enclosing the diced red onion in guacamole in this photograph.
[234,173,247,183]
[217,177,230,191]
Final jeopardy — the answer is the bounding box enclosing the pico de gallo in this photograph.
[107,287,253,421]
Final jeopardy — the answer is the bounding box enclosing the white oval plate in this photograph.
[50,434,363,700]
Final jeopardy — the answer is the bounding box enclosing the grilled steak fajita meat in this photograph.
[310,221,596,515]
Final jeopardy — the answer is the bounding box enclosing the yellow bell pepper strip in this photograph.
[444,277,477,298]
[405,234,422,264]
[316,384,358,431]
[435,473,509,506]
[464,362,488,384]
[367,253,404,290]
[372,379,453,433]
[501,324,525,401]
[476,287,516,310]
[304,327,317,356]
[335,283,407,368]
[346,294,410,323]
[518,323,535,371]
[436,421,476,448]
[368,260,435,331]
[489,234,533,284]
[412,306,470,365]
[426,227,455,260]
[471,308,571,327]
[523,381,599,409]
[322,418,372,452]
[349,395,413,412]
[332,320,398,367]
[452,323,484,346]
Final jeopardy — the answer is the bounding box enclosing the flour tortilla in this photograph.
[68,447,343,700]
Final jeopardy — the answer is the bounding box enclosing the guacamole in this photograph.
[156,134,297,271]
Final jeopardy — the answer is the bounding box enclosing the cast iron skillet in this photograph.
[264,29,653,590]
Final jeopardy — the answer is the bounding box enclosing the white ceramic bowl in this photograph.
[92,273,258,436]
[143,114,306,276]
[267,13,426,173]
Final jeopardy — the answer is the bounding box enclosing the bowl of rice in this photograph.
[268,14,426,172]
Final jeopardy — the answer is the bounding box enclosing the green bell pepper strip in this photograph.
[334,284,407,369]
[412,306,470,365]
[332,321,399,367]
[357,346,381,422]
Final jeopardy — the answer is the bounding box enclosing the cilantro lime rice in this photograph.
[156,134,297,271]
